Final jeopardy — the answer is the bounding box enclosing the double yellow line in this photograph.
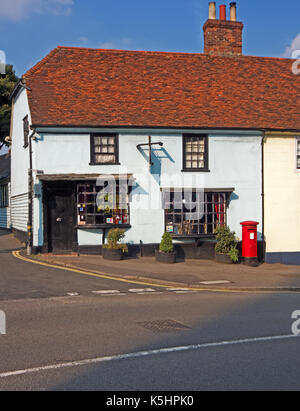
[12,250,177,289]
[12,250,292,294]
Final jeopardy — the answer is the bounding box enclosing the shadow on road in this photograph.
[47,291,300,391]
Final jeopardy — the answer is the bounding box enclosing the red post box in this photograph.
[240,221,259,266]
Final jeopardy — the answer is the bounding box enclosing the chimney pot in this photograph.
[208,2,216,20]
[230,2,237,21]
[219,5,226,21]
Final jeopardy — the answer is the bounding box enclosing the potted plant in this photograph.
[102,228,128,261]
[215,226,239,264]
[155,232,177,264]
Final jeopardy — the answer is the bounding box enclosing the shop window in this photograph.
[164,190,228,236]
[77,181,129,227]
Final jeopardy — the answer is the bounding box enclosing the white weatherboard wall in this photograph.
[33,130,262,247]
[11,88,31,234]
[0,183,11,229]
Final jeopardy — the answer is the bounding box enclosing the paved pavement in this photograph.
[2,229,300,293]
[22,243,300,293]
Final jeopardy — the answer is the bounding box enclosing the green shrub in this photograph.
[159,232,174,253]
[215,226,239,262]
[103,228,128,253]
[228,245,239,263]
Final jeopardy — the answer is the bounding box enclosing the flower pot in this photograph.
[102,248,123,261]
[155,250,177,264]
[215,252,232,264]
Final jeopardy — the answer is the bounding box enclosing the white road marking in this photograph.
[128,288,156,293]
[167,288,191,291]
[92,290,121,295]
[67,292,80,296]
[100,293,126,297]
[200,281,231,285]
[0,334,298,379]
[137,292,164,295]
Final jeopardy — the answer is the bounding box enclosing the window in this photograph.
[164,190,228,236]
[23,115,29,148]
[297,138,300,169]
[90,133,119,165]
[77,181,129,227]
[0,184,8,208]
[183,134,209,171]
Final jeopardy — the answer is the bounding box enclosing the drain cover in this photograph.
[137,319,191,333]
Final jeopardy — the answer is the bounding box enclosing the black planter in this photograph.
[215,252,232,264]
[155,250,177,264]
[102,248,123,261]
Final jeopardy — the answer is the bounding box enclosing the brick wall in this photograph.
[203,19,243,56]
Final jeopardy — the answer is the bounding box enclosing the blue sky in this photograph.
[0,0,300,76]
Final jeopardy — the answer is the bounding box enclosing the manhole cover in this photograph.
[137,319,191,333]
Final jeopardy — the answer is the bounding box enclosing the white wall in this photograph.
[10,88,31,233]
[33,130,262,246]
[264,135,300,253]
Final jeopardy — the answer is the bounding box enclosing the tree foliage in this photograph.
[0,65,19,146]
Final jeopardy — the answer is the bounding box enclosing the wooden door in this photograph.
[47,185,75,253]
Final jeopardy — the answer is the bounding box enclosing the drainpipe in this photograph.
[261,133,265,262]
[27,128,36,256]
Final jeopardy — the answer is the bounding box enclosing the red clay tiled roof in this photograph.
[24,46,300,131]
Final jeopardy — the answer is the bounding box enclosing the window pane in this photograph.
[95,154,115,163]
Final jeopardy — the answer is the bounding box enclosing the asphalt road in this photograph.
[1,242,300,391]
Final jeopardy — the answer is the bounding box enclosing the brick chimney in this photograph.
[203,2,243,56]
